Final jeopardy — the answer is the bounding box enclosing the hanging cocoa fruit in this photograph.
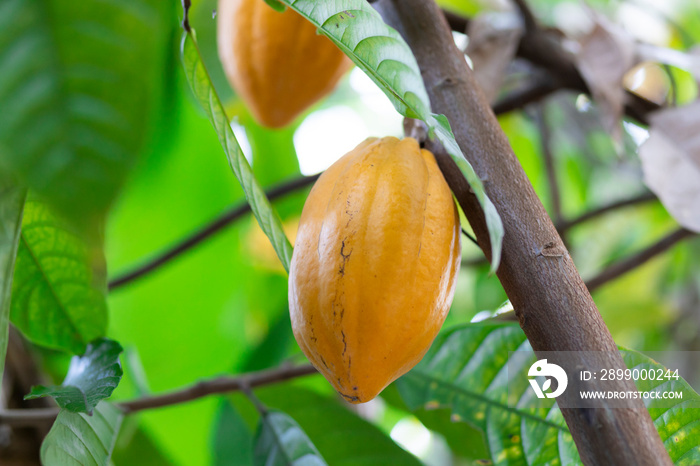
[288,137,461,403]
[217,0,351,129]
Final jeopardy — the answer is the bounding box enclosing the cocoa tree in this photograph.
[1,0,700,464]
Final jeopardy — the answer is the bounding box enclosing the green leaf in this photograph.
[181,31,293,272]
[397,322,565,466]
[252,386,422,465]
[428,114,504,269]
[263,0,287,13]
[254,410,327,466]
[0,174,25,388]
[620,351,700,465]
[26,338,123,414]
[112,421,176,466]
[0,0,171,229]
[275,0,503,271]
[213,399,254,466]
[11,198,107,354]
[240,312,296,373]
[41,402,123,466]
[397,322,700,465]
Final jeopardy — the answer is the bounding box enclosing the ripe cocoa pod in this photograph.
[288,137,461,403]
[217,0,351,129]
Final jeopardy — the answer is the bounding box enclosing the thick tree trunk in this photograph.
[374,1,672,464]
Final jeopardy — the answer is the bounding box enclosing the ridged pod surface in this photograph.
[289,137,461,403]
[217,0,351,128]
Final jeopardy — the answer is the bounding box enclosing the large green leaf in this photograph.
[275,0,503,270]
[396,322,700,465]
[381,384,490,461]
[26,338,123,414]
[11,198,107,354]
[112,421,176,466]
[254,409,327,466]
[251,385,422,465]
[213,399,254,466]
[181,28,293,273]
[0,0,171,228]
[0,174,25,387]
[41,402,123,466]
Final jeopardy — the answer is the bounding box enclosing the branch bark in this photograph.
[557,191,657,232]
[442,8,661,122]
[587,228,695,292]
[0,364,317,427]
[375,1,671,464]
[108,174,319,290]
[492,75,559,115]
[535,104,562,227]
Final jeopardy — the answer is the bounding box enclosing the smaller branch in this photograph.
[0,408,58,428]
[443,8,661,123]
[442,9,469,33]
[181,0,192,32]
[240,382,269,416]
[109,174,319,291]
[493,76,559,115]
[461,227,479,246]
[586,228,695,292]
[535,104,562,226]
[461,192,659,270]
[461,256,487,268]
[557,192,657,233]
[121,363,316,414]
[0,364,317,426]
[511,0,538,34]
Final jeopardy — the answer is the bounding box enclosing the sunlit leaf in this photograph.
[26,338,123,414]
[397,322,700,465]
[0,174,25,387]
[181,29,293,272]
[254,409,327,466]
[0,0,172,229]
[41,402,123,466]
[274,0,504,271]
[11,198,107,354]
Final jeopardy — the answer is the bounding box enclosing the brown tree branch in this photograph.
[586,228,695,292]
[492,75,559,115]
[443,7,662,122]
[376,0,671,464]
[535,104,562,226]
[557,192,658,232]
[441,9,469,33]
[511,0,538,34]
[0,364,317,427]
[462,192,660,268]
[108,174,319,291]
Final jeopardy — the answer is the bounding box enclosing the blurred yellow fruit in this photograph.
[217,0,352,128]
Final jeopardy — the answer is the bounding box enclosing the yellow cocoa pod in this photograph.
[217,0,351,129]
[288,137,461,403]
